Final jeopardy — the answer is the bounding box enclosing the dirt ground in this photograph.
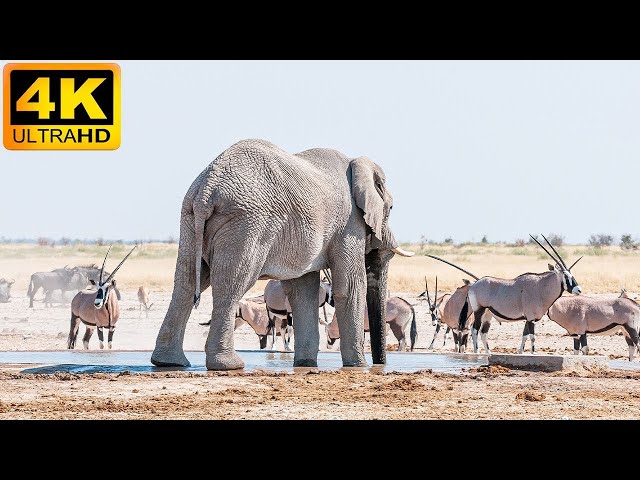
[1,288,639,419]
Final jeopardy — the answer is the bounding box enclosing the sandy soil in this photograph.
[0,289,639,419]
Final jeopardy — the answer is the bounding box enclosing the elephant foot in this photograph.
[206,351,245,370]
[294,358,318,367]
[151,348,191,367]
[341,359,367,367]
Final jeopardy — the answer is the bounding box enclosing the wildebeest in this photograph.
[0,278,15,303]
[325,296,417,352]
[67,246,136,350]
[137,285,154,317]
[264,278,333,351]
[547,288,640,361]
[35,264,122,307]
[27,266,86,308]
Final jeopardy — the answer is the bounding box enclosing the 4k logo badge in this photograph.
[3,63,120,150]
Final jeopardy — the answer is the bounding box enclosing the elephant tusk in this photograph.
[391,247,415,257]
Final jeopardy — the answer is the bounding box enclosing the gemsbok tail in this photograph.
[458,296,470,331]
[409,304,417,351]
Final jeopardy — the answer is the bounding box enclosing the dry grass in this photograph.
[1,242,639,295]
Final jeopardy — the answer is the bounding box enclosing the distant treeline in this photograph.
[0,237,178,246]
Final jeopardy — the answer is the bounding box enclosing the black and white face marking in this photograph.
[94,283,112,309]
[429,306,440,326]
[562,270,581,294]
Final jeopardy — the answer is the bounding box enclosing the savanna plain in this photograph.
[1,242,640,419]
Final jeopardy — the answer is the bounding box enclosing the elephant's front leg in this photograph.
[331,263,367,367]
[151,258,210,367]
[282,272,321,367]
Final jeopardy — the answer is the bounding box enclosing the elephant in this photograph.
[151,139,413,370]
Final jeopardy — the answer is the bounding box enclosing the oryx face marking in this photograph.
[429,305,440,326]
[94,283,111,309]
[562,270,581,294]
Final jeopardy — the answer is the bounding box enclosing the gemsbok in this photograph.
[67,245,136,350]
[420,274,493,352]
[427,234,582,354]
[325,296,417,352]
[264,277,333,351]
[547,288,640,361]
[199,295,275,349]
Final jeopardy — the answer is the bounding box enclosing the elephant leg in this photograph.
[204,237,266,370]
[282,272,321,367]
[330,258,367,367]
[151,254,211,367]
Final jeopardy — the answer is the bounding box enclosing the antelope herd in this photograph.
[1,235,640,360]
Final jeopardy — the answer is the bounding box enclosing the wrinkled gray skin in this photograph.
[0,278,14,303]
[151,139,411,370]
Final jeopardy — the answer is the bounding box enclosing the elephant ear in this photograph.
[351,157,386,246]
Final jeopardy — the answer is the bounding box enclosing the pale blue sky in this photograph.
[1,60,639,244]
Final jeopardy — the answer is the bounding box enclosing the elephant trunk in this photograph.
[365,249,390,365]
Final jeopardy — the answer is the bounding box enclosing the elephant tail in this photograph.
[193,210,206,309]
[409,304,417,351]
